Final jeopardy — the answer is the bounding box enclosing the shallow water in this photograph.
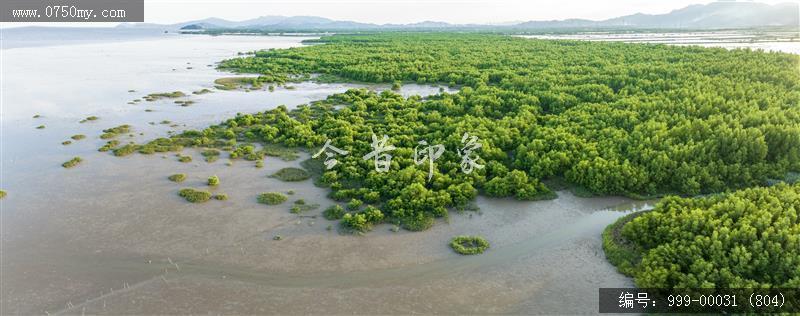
[519,30,800,54]
[2,32,645,314]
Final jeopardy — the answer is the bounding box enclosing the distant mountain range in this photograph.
[118,1,799,31]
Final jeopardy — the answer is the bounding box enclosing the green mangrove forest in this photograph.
[605,183,799,288]
[123,33,797,268]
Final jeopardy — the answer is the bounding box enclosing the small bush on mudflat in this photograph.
[323,205,345,220]
[208,175,220,186]
[98,140,120,152]
[178,155,192,163]
[144,91,185,101]
[257,192,287,205]
[401,213,435,231]
[450,236,490,255]
[201,149,220,162]
[290,199,319,213]
[62,157,83,168]
[262,145,299,161]
[168,174,186,182]
[0,190,6,199]
[80,116,99,123]
[346,198,363,212]
[100,125,131,139]
[213,193,228,200]
[270,167,311,182]
[71,134,86,140]
[178,188,212,203]
[137,137,182,154]
[113,144,138,157]
[340,206,385,233]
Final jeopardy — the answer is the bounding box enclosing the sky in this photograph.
[1,0,795,27]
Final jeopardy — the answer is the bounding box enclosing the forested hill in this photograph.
[145,33,799,230]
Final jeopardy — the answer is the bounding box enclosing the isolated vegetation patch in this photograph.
[178,188,212,203]
[257,192,288,205]
[450,236,490,255]
[62,157,83,168]
[270,167,311,182]
[168,174,187,182]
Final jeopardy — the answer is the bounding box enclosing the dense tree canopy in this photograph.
[140,33,799,230]
[613,183,800,288]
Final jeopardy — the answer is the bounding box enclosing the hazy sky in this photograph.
[1,0,794,27]
[145,0,794,24]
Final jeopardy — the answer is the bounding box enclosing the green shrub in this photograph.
[175,100,189,105]
[79,116,99,123]
[100,125,131,139]
[62,140,72,145]
[113,144,138,157]
[346,198,363,212]
[178,155,192,163]
[341,206,384,232]
[323,205,345,220]
[168,174,186,182]
[213,193,228,200]
[363,205,385,223]
[257,192,287,205]
[255,160,264,168]
[213,77,255,90]
[144,91,185,101]
[62,157,82,168]
[270,167,311,182]
[262,145,298,161]
[401,213,435,231]
[230,145,264,161]
[137,138,182,154]
[208,175,220,186]
[0,190,6,199]
[98,140,120,152]
[290,201,320,214]
[71,134,86,140]
[36,125,45,129]
[342,213,369,232]
[178,188,212,203]
[202,149,220,162]
[450,236,490,255]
